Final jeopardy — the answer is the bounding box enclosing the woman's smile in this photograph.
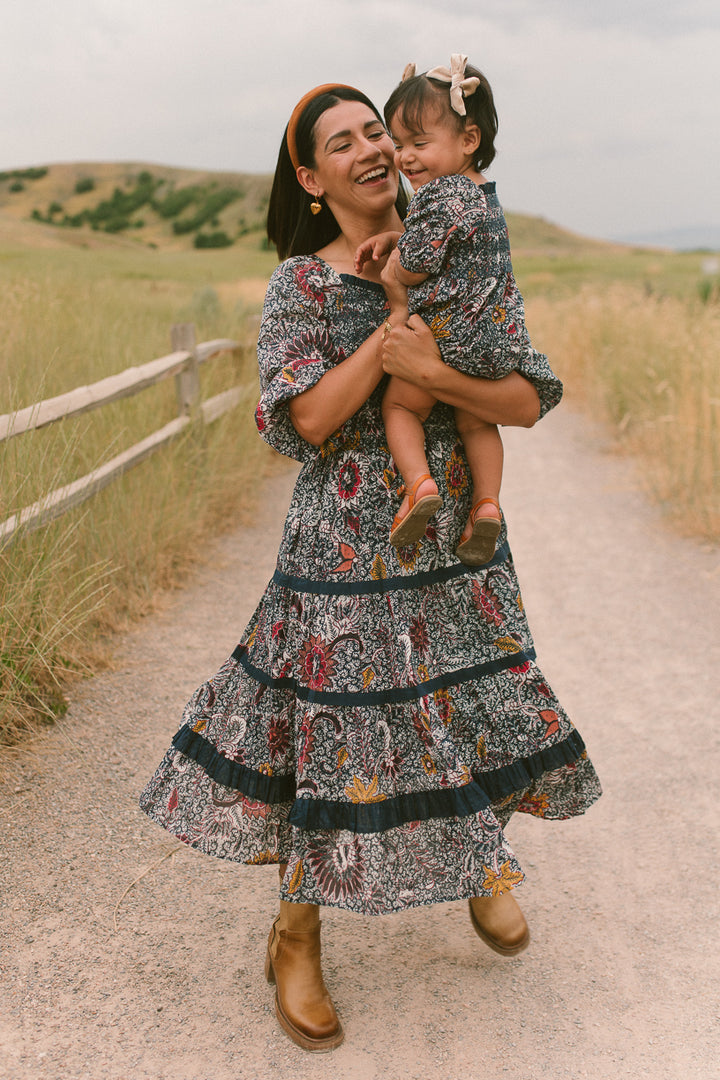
[308,100,397,207]
[355,165,390,185]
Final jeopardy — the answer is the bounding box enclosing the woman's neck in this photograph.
[318,206,403,279]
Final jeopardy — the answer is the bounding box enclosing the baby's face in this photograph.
[389,109,470,191]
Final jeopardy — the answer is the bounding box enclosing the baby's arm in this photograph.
[354,230,403,274]
[392,261,428,288]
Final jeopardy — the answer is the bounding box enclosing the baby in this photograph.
[357,55,560,564]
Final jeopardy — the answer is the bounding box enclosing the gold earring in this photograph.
[310,193,322,215]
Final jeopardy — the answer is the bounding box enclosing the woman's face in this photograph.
[303,100,398,220]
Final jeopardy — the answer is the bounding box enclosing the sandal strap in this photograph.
[470,496,500,520]
[407,473,434,508]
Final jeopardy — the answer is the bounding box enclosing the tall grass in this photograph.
[0,236,279,742]
[525,285,720,541]
[1,230,717,742]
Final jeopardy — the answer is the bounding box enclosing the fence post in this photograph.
[171,323,200,420]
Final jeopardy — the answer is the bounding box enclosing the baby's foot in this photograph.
[395,476,438,524]
[390,474,442,547]
[457,497,501,566]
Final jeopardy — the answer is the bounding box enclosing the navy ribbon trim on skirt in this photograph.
[473,729,588,802]
[230,644,536,706]
[287,782,492,833]
[171,724,587,832]
[272,541,510,597]
[172,725,295,804]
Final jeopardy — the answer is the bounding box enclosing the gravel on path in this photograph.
[1,408,718,1080]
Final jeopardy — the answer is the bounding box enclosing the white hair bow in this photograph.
[425,54,480,116]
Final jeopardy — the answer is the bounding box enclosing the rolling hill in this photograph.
[0,161,621,258]
[0,162,273,251]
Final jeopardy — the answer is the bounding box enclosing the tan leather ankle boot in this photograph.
[468,893,530,955]
[265,916,344,1051]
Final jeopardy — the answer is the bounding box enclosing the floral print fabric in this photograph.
[399,176,562,411]
[139,257,601,915]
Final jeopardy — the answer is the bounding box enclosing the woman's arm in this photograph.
[288,322,388,446]
[381,315,541,428]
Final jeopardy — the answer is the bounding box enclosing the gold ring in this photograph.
[382,320,392,339]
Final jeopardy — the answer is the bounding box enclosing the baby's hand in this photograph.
[354,231,402,273]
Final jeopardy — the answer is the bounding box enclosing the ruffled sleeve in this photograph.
[397,175,481,276]
[517,348,564,420]
[255,258,343,461]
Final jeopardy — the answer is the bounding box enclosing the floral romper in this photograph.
[398,174,546,379]
[139,255,602,915]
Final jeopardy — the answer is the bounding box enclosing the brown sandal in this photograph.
[456,497,501,566]
[390,473,442,547]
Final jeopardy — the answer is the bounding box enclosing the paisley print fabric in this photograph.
[399,176,561,406]
[139,257,601,915]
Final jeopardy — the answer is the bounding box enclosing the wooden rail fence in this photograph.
[0,323,247,547]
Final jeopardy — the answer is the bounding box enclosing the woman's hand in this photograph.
[382,315,541,428]
[381,313,445,386]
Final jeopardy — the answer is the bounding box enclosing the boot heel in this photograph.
[265,915,280,984]
[265,949,276,985]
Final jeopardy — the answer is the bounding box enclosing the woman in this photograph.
[140,84,601,1053]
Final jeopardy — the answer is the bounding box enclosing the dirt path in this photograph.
[1,409,718,1080]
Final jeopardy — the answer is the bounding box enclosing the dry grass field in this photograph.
[1,163,717,740]
[526,286,720,542]
[0,210,278,741]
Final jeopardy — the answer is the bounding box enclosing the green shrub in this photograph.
[10,181,24,193]
[2,167,48,182]
[697,278,718,304]
[173,189,241,234]
[194,231,234,249]
[153,186,199,218]
[86,173,159,229]
[103,216,132,233]
[180,286,223,324]
[75,177,95,194]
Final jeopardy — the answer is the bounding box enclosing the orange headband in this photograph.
[286,83,360,172]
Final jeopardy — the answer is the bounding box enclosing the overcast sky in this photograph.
[3,0,719,242]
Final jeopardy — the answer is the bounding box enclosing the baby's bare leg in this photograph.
[383,377,442,543]
[383,376,437,492]
[455,407,503,510]
[454,407,504,564]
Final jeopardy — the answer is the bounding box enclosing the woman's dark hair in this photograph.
[267,86,409,260]
[383,63,498,173]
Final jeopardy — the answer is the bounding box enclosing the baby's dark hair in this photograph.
[384,62,498,172]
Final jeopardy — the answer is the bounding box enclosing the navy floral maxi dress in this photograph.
[139,256,602,915]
